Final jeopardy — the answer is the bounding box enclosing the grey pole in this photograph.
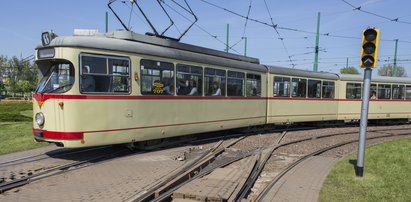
[356,68,372,177]
[313,12,321,72]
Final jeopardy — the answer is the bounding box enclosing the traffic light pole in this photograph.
[356,67,372,177]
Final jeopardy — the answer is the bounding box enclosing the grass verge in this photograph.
[0,122,49,155]
[0,102,50,155]
[320,138,411,202]
[0,102,32,122]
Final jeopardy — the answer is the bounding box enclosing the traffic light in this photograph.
[360,28,380,68]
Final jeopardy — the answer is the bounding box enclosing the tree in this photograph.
[0,55,7,66]
[1,55,38,97]
[0,55,9,97]
[0,80,5,94]
[340,66,360,74]
[377,64,406,77]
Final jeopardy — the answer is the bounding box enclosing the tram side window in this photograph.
[308,80,321,98]
[346,83,362,99]
[176,64,202,96]
[322,81,335,99]
[109,59,130,93]
[370,84,377,99]
[291,78,307,98]
[80,54,130,94]
[246,74,261,97]
[392,85,405,99]
[378,84,391,99]
[227,71,245,96]
[140,59,174,95]
[274,77,290,97]
[205,68,226,96]
[406,85,411,100]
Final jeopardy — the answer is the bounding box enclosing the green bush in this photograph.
[4,97,26,100]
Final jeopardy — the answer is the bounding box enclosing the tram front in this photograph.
[32,31,82,147]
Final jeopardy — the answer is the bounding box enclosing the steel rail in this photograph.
[149,127,411,201]
[0,146,112,169]
[133,136,246,202]
[234,128,289,202]
[256,132,411,201]
[0,148,130,193]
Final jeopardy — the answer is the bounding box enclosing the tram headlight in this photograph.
[35,112,45,126]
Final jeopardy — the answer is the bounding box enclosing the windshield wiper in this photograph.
[43,84,73,94]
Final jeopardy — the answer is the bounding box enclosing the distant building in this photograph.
[0,65,15,84]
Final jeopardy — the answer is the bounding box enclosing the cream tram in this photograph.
[32,30,411,148]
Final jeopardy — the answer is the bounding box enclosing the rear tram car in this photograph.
[32,30,411,148]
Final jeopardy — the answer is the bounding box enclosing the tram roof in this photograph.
[337,74,411,84]
[36,30,411,83]
[106,31,260,64]
[37,30,268,73]
[266,65,339,80]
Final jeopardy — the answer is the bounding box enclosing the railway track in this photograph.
[1,125,410,199]
[255,131,411,201]
[130,128,291,202]
[129,126,411,202]
[132,136,247,202]
[0,147,132,193]
[0,146,112,169]
[0,126,298,194]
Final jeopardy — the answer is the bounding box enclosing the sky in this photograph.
[1,0,411,75]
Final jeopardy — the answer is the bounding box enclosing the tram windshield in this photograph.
[35,63,74,94]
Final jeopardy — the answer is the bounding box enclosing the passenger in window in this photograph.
[211,81,221,96]
[252,87,259,96]
[370,91,377,99]
[163,85,174,95]
[177,79,189,95]
[163,78,174,95]
[187,80,198,96]
[81,66,95,92]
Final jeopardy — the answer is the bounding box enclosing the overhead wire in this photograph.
[263,0,295,67]
[199,0,404,43]
[119,0,409,69]
[162,0,241,54]
[229,0,253,50]
[340,0,411,25]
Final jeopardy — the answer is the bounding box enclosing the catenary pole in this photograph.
[313,12,320,72]
[244,37,247,56]
[393,39,398,76]
[346,57,349,68]
[225,24,229,53]
[106,12,109,33]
